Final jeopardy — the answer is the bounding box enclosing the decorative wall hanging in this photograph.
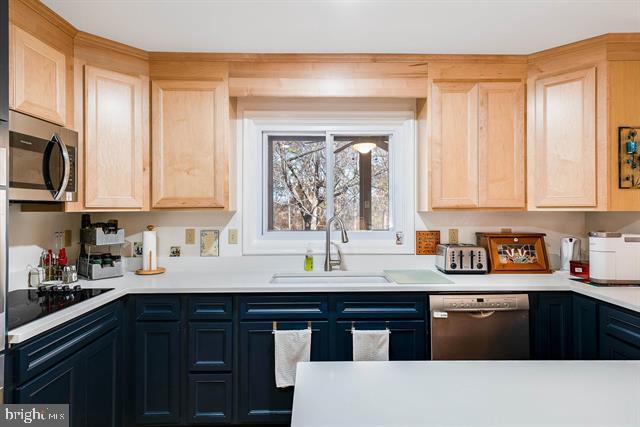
[415,231,440,255]
[619,127,640,189]
[200,230,220,257]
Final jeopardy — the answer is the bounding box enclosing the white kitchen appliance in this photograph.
[588,232,640,285]
[560,237,581,271]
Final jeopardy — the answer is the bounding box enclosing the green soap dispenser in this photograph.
[304,244,314,271]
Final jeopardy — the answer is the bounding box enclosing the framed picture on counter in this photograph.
[477,232,551,274]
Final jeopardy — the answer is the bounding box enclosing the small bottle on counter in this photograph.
[304,244,314,272]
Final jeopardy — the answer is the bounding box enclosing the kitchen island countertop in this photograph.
[291,360,640,427]
[7,267,640,344]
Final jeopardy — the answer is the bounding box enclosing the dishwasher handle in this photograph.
[466,311,496,319]
[432,310,496,319]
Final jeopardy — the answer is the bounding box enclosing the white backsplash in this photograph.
[9,202,592,290]
[586,212,640,234]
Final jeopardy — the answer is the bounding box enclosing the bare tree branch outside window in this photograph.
[268,134,390,232]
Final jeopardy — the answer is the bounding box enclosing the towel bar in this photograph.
[349,321,391,334]
[271,320,313,334]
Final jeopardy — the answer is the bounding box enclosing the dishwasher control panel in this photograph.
[429,294,529,312]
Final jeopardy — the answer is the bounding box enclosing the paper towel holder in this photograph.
[135,225,166,275]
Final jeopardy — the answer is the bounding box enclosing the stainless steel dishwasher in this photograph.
[430,294,530,360]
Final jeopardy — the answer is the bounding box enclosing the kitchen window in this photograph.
[267,134,390,232]
[241,100,415,254]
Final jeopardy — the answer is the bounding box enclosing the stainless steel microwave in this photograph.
[9,111,77,202]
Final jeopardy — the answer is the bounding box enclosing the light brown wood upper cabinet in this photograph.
[430,81,524,209]
[151,80,228,209]
[431,82,479,208]
[9,24,66,125]
[478,82,525,208]
[531,67,596,208]
[84,65,145,209]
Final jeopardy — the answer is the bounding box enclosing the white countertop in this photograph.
[8,268,640,344]
[290,360,640,427]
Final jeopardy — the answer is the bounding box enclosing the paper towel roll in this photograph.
[142,226,157,271]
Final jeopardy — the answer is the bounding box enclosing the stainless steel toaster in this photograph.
[435,244,488,274]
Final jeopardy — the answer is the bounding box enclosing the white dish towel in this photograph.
[352,329,390,361]
[274,329,312,388]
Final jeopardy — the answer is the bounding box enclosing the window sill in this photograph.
[242,237,415,255]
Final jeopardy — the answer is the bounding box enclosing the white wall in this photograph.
[417,211,587,269]
[9,204,587,271]
[586,212,640,234]
[8,204,82,275]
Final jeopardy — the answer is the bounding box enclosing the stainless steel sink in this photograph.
[270,272,391,284]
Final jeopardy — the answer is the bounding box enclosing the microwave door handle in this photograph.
[42,134,70,201]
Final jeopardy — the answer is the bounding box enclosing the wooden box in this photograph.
[476,232,551,274]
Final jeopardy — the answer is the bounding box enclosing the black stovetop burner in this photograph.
[8,286,114,330]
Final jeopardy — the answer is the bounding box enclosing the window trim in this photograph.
[241,104,415,255]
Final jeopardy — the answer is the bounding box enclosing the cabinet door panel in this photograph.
[84,328,122,427]
[238,321,329,424]
[187,374,232,424]
[333,320,426,361]
[599,304,640,360]
[16,357,84,426]
[152,80,228,208]
[572,295,598,360]
[135,322,181,424]
[533,67,596,207]
[431,82,479,208]
[600,336,640,360]
[478,82,525,208]
[85,66,144,208]
[188,322,232,371]
[533,293,573,360]
[9,24,66,125]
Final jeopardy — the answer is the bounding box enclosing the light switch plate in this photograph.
[185,228,196,245]
[448,228,459,244]
[228,229,238,245]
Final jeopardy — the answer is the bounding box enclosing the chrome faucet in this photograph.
[324,216,349,271]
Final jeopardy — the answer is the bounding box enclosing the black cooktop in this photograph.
[8,286,114,330]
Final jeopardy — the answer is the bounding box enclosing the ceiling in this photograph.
[42,0,640,54]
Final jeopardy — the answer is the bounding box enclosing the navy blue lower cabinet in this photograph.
[333,320,426,361]
[135,321,181,425]
[11,302,124,427]
[599,304,640,360]
[600,335,640,359]
[83,328,122,427]
[572,295,598,360]
[238,321,329,424]
[188,322,232,371]
[531,293,573,360]
[15,354,84,426]
[187,374,232,424]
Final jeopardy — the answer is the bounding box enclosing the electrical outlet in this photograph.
[64,230,72,247]
[185,228,196,245]
[228,229,238,245]
[448,228,459,244]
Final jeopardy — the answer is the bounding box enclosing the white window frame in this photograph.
[241,101,415,255]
